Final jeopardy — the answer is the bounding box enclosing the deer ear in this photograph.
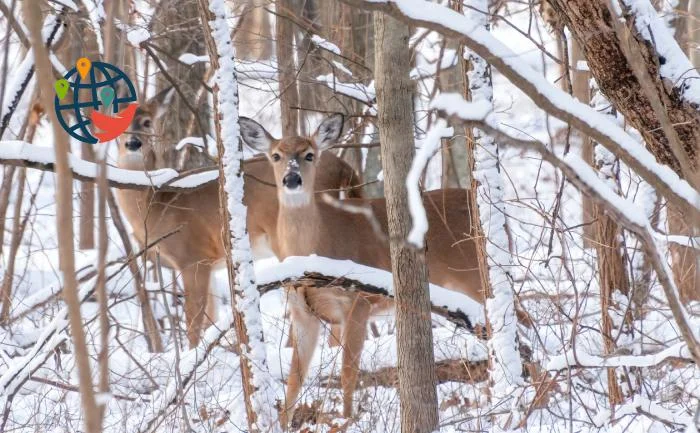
[313,113,344,151]
[146,87,175,119]
[239,117,274,153]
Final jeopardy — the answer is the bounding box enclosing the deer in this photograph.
[115,91,362,348]
[238,113,486,425]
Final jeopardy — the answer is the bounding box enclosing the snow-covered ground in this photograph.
[0,1,697,432]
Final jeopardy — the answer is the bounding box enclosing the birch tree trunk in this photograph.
[374,12,439,433]
[464,1,523,427]
[24,3,100,433]
[198,1,279,431]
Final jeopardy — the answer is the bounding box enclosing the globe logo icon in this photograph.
[54,59,138,144]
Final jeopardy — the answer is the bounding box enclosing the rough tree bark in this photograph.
[276,0,301,136]
[152,0,210,166]
[547,0,699,173]
[24,3,101,433]
[546,1,700,301]
[374,12,439,433]
[590,84,632,407]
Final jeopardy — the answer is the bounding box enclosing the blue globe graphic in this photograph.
[54,62,138,144]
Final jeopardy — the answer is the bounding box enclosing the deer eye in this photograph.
[305,153,314,162]
[143,119,152,128]
[272,153,281,162]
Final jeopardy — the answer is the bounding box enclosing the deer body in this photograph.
[239,114,483,425]
[116,99,361,348]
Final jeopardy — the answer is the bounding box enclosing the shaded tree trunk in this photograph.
[24,2,100,432]
[276,0,300,136]
[152,0,210,165]
[590,84,631,407]
[233,0,274,60]
[374,12,439,433]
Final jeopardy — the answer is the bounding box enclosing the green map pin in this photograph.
[100,87,115,108]
[54,79,69,99]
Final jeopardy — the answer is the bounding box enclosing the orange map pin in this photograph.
[76,57,91,80]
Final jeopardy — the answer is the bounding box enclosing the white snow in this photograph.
[255,255,486,327]
[406,120,453,247]
[622,0,700,106]
[311,34,341,55]
[205,0,279,430]
[126,26,150,47]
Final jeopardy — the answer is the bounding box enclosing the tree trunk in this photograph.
[464,3,524,428]
[198,1,279,431]
[233,0,274,60]
[590,84,632,407]
[572,41,595,247]
[667,0,700,302]
[374,12,439,433]
[24,3,101,433]
[276,0,300,137]
[152,0,209,166]
[546,1,699,175]
[548,0,700,301]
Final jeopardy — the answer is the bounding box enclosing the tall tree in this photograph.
[464,1,523,427]
[24,3,101,433]
[374,12,439,433]
[276,0,301,136]
[198,1,279,431]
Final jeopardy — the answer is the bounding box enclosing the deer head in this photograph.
[239,113,344,207]
[117,87,174,171]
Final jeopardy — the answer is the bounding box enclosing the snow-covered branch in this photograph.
[547,342,692,370]
[255,255,486,331]
[434,95,700,365]
[336,0,700,223]
[0,140,229,191]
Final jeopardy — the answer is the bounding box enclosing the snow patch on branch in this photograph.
[367,0,700,215]
[310,34,341,55]
[622,0,700,106]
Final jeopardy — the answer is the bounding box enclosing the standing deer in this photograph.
[238,113,484,424]
[116,93,362,348]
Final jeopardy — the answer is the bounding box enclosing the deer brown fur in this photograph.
[239,114,484,425]
[116,94,361,348]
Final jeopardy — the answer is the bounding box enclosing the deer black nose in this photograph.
[283,172,302,189]
[125,136,142,151]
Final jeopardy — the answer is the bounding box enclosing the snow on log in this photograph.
[621,0,700,106]
[255,255,486,331]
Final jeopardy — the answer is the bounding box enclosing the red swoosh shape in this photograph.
[90,103,138,143]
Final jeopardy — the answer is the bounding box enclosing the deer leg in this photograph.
[205,268,218,325]
[283,295,321,427]
[328,323,343,347]
[341,296,370,419]
[181,263,212,348]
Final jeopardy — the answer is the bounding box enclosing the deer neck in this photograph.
[275,192,322,258]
